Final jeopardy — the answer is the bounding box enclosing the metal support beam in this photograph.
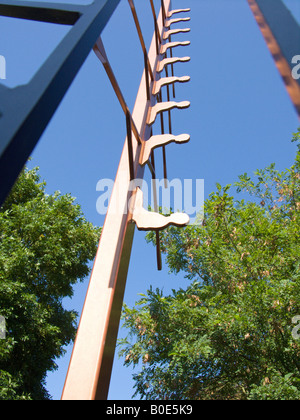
[248,0,300,117]
[61,0,172,401]
[0,0,121,207]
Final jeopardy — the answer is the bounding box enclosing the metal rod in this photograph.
[164,65,173,133]
[162,146,168,183]
[128,0,165,273]
[128,0,154,82]
[144,51,151,101]
[126,111,135,181]
[150,150,162,271]
[149,0,162,52]
[93,37,141,144]
[161,0,166,24]
[150,149,158,211]
[156,231,162,271]
[168,35,176,98]
[159,0,176,98]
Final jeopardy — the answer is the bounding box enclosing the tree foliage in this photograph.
[120,130,300,400]
[0,167,100,400]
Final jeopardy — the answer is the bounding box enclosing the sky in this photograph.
[0,0,300,400]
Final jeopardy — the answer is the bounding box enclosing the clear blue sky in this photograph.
[0,0,299,400]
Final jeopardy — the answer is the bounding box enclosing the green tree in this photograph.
[120,131,300,400]
[0,167,100,400]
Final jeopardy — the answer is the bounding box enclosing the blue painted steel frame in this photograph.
[0,0,121,207]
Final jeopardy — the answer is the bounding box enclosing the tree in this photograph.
[120,130,300,400]
[0,167,100,400]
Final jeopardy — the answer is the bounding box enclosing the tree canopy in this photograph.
[0,167,100,400]
[120,130,300,400]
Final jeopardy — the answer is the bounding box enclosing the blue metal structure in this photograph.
[0,0,121,207]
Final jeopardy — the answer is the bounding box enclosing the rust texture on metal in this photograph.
[62,0,191,400]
